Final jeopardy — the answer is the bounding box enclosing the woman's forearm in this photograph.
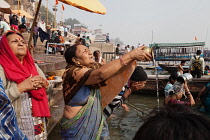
[110,60,136,78]
[100,52,135,76]
[86,47,151,85]
[184,84,195,105]
[86,52,135,85]
[187,94,195,105]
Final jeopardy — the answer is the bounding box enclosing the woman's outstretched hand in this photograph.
[130,46,152,61]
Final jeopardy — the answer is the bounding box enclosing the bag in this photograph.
[191,56,201,71]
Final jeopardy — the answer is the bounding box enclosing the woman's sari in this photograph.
[60,89,106,140]
[0,78,28,140]
[61,62,135,139]
[61,64,108,140]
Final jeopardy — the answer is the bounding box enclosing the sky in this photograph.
[43,0,210,48]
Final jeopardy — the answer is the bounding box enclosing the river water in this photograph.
[107,94,164,140]
[48,94,165,140]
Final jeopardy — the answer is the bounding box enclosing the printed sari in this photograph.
[61,64,108,140]
[0,78,28,140]
[61,61,136,139]
[60,89,106,140]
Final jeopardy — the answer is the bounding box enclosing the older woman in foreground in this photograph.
[60,44,151,139]
[0,32,50,140]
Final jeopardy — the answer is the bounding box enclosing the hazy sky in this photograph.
[43,0,210,47]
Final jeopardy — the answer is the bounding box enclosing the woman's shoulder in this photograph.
[64,65,93,81]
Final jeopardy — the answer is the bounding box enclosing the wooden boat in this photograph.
[158,63,174,69]
[159,63,189,72]
[164,65,189,73]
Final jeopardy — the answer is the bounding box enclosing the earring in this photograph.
[77,61,80,65]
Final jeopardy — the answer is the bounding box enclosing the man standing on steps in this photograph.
[116,44,120,58]
[189,50,205,78]
[33,22,39,47]
[106,33,110,43]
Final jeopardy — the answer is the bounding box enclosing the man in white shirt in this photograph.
[0,18,10,36]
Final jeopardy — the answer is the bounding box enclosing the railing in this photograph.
[102,52,116,62]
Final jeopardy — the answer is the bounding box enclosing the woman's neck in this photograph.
[17,57,24,64]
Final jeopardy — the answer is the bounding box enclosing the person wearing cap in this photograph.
[103,66,148,118]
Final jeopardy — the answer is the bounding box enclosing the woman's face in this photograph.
[7,34,27,59]
[94,52,100,59]
[75,45,95,66]
[175,91,184,100]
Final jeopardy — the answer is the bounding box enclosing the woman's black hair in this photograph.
[133,104,210,140]
[205,65,210,70]
[93,50,100,56]
[6,31,23,38]
[64,44,79,65]
[169,72,178,84]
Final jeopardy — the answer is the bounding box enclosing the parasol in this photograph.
[0,0,12,14]
[12,10,33,19]
[58,0,106,15]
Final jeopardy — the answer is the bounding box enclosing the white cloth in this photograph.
[94,57,103,63]
[0,21,10,33]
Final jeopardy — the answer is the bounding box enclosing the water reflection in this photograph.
[107,94,164,140]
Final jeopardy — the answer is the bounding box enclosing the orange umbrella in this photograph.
[58,0,106,15]
[12,10,33,19]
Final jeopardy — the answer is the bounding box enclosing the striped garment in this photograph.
[103,86,126,118]
[0,78,28,140]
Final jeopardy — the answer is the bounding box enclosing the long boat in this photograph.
[159,63,189,72]
[149,42,205,61]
